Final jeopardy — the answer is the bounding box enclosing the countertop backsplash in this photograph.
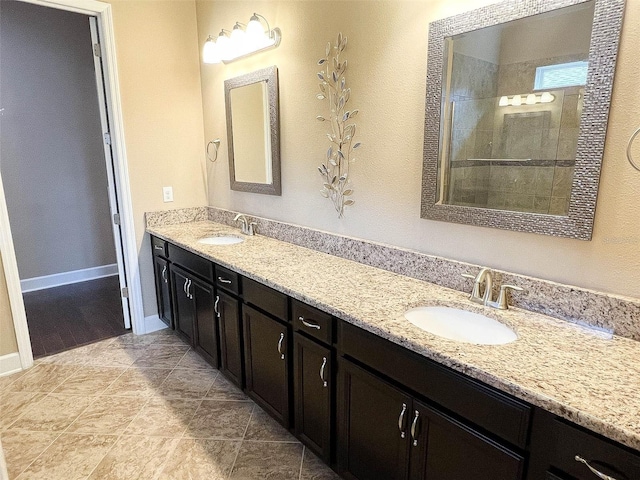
[145,206,640,341]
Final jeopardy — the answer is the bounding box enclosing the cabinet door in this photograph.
[171,267,194,344]
[153,256,173,328]
[409,399,524,480]
[193,279,218,368]
[243,305,290,427]
[337,358,411,480]
[294,333,332,463]
[217,290,243,386]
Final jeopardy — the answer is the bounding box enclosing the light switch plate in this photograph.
[162,186,173,202]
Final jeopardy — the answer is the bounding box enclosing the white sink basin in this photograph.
[198,235,244,246]
[405,306,517,345]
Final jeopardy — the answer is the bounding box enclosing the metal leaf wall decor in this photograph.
[316,32,361,218]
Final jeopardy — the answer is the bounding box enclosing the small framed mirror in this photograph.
[421,0,624,239]
[224,66,281,195]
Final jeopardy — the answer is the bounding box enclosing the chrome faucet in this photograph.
[462,267,523,309]
[234,214,257,236]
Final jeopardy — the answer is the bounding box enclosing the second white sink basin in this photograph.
[405,306,517,345]
[198,235,244,246]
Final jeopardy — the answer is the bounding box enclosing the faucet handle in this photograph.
[461,272,483,303]
[461,273,476,280]
[494,284,524,310]
[248,222,257,236]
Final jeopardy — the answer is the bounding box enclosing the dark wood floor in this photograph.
[23,275,129,358]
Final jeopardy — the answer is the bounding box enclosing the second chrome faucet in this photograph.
[234,213,257,236]
[462,267,523,310]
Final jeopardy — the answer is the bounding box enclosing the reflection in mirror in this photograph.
[225,66,280,195]
[422,0,624,239]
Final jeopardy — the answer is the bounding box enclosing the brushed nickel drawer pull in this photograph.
[277,332,285,360]
[299,316,321,330]
[398,403,407,439]
[575,455,619,480]
[319,357,328,387]
[410,410,420,446]
[218,277,232,285]
[154,245,164,251]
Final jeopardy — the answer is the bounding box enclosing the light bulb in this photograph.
[511,95,522,106]
[526,93,537,105]
[499,96,509,107]
[202,35,220,64]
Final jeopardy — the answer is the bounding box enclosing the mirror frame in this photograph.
[421,0,624,240]
[224,65,281,195]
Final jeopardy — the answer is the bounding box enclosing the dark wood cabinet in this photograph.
[170,265,219,367]
[243,304,290,427]
[171,266,195,343]
[294,333,333,463]
[217,290,243,387]
[337,357,524,480]
[337,358,411,480]
[153,255,172,328]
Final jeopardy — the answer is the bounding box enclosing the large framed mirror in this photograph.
[421,0,624,239]
[225,66,281,195]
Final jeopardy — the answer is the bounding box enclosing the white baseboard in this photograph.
[0,352,23,377]
[21,264,118,293]
[142,314,169,335]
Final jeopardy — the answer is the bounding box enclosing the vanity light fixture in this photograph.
[498,92,555,107]
[202,13,281,64]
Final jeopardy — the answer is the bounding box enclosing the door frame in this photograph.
[0,0,144,370]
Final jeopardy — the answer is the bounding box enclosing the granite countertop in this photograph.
[147,220,640,452]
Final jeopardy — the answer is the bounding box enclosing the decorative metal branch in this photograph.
[316,32,361,218]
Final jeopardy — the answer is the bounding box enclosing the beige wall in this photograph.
[0,253,18,356]
[107,0,207,316]
[196,0,640,300]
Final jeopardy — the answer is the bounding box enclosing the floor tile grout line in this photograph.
[227,402,257,479]
[6,429,65,478]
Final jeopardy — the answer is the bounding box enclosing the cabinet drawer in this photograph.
[338,321,531,449]
[151,236,168,257]
[292,300,333,346]
[168,243,213,283]
[549,418,640,479]
[243,277,288,320]
[215,265,240,295]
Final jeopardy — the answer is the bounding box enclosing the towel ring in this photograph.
[206,139,221,163]
[627,127,640,172]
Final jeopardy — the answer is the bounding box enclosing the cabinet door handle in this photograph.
[319,356,328,387]
[575,456,619,480]
[398,403,407,439]
[218,276,232,285]
[186,279,193,299]
[299,316,321,330]
[410,410,420,446]
[277,332,285,360]
[161,265,167,283]
[183,277,189,295]
[214,295,220,317]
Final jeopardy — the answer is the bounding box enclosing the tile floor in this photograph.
[0,330,340,480]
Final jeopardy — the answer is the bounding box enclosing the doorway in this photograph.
[0,0,143,368]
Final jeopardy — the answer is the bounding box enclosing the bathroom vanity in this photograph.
[148,219,640,480]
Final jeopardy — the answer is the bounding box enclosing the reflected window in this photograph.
[534,61,589,90]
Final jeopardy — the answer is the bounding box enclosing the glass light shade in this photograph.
[202,36,220,64]
[526,93,537,105]
[511,95,522,106]
[540,92,555,103]
[498,96,509,107]
[246,16,266,42]
[230,25,247,57]
[216,33,232,61]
